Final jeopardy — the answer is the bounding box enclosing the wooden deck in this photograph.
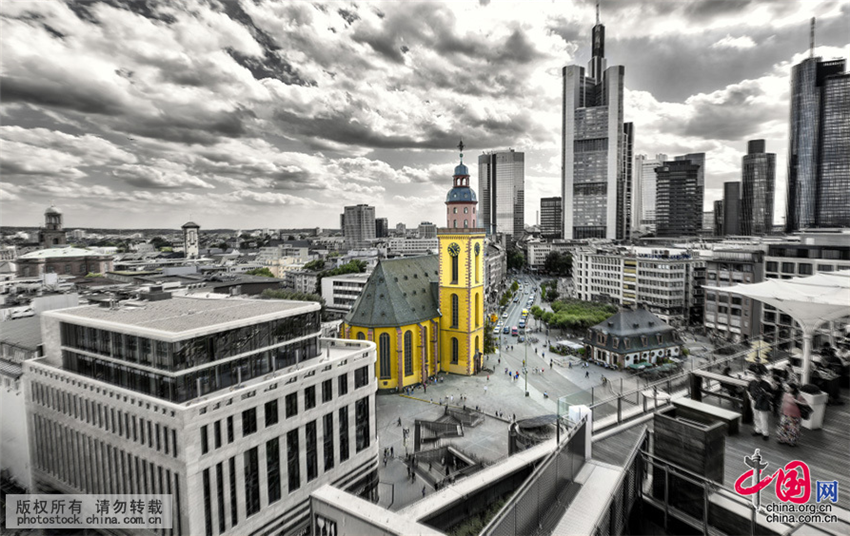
[721,386,850,511]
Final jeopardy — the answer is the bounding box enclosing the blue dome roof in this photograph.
[446,187,477,203]
[454,163,469,176]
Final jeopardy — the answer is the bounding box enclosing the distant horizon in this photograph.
[2,1,848,229]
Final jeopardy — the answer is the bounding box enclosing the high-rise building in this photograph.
[702,212,715,235]
[713,200,724,236]
[654,157,702,237]
[562,8,633,240]
[741,140,776,236]
[633,153,668,234]
[816,72,850,227]
[25,296,379,536]
[786,33,848,231]
[723,182,741,236]
[375,217,389,238]
[539,197,562,238]
[342,204,376,249]
[418,222,437,239]
[478,149,525,238]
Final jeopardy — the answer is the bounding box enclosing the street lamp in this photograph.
[524,339,529,397]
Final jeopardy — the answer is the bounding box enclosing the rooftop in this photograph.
[19,247,112,259]
[44,296,318,338]
[0,316,43,350]
[589,307,675,337]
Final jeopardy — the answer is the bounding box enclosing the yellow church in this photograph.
[341,144,485,391]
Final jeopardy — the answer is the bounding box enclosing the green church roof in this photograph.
[345,255,440,328]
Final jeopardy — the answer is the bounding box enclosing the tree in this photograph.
[544,251,572,277]
[511,281,519,292]
[150,236,170,249]
[507,250,525,271]
[483,321,496,354]
[304,259,326,271]
[245,267,275,278]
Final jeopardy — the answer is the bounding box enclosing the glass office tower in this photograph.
[479,149,525,238]
[741,140,776,236]
[786,57,847,231]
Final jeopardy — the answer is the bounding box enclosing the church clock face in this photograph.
[447,243,460,257]
[474,243,481,255]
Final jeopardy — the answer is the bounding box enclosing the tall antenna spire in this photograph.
[809,17,815,58]
[596,0,600,24]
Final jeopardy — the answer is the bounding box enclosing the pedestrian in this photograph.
[484,385,488,394]
[498,358,501,365]
[428,462,432,472]
[748,371,774,441]
[585,370,589,378]
[777,384,807,446]
[422,486,426,497]
[450,394,454,403]
[383,456,387,466]
[391,446,394,457]
[397,417,402,427]
[487,375,489,381]
[424,383,427,394]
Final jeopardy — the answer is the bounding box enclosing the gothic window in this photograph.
[403,331,413,377]
[379,333,391,379]
[475,294,480,327]
[451,295,459,328]
[451,338,459,364]
[451,256,458,284]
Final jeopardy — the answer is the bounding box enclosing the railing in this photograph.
[481,416,588,536]
[640,446,850,536]
[591,426,648,536]
[570,336,800,430]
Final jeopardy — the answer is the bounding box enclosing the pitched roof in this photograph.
[590,307,674,337]
[345,255,440,328]
[19,247,111,259]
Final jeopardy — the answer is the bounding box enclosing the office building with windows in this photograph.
[633,154,667,234]
[562,11,633,240]
[573,246,703,326]
[24,296,379,536]
[478,149,525,238]
[342,205,376,250]
[375,218,389,239]
[722,182,741,236]
[540,197,562,238]
[786,54,848,231]
[703,249,765,342]
[740,140,776,236]
[761,231,850,349]
[655,157,702,237]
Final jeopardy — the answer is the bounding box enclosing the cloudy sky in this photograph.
[1,0,848,231]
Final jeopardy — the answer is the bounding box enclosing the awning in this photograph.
[704,270,850,384]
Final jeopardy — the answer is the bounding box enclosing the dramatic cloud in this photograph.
[0,0,847,229]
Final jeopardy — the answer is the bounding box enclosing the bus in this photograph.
[511,326,518,336]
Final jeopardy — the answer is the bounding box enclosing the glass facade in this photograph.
[478,150,525,237]
[787,58,847,231]
[816,73,850,227]
[655,159,702,237]
[741,142,776,236]
[59,311,321,403]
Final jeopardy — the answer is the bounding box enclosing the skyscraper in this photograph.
[375,217,389,238]
[741,140,776,236]
[655,158,702,237]
[342,204,376,249]
[632,153,668,234]
[816,72,850,227]
[786,23,848,231]
[723,182,741,236]
[540,197,562,238]
[478,149,525,238]
[562,7,633,240]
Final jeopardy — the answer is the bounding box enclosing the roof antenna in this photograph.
[809,17,815,58]
[596,0,600,24]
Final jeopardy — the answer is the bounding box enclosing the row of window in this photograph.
[32,414,183,535]
[200,369,366,454]
[31,380,178,457]
[201,398,369,536]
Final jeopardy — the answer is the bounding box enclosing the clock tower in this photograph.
[438,141,486,375]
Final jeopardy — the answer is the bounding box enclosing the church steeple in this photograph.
[445,139,478,229]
